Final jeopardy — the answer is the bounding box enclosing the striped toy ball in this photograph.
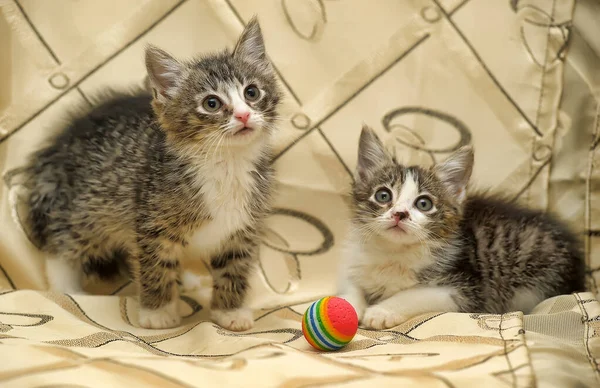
[302,296,358,351]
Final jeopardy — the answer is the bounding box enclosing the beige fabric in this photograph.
[0,0,599,386]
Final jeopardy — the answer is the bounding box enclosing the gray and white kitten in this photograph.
[337,126,585,329]
[14,18,282,330]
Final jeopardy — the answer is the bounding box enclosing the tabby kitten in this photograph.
[337,126,585,329]
[14,18,282,330]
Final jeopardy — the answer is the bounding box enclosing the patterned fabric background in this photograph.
[0,0,599,386]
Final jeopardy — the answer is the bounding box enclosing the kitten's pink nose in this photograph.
[235,111,250,125]
[393,211,409,224]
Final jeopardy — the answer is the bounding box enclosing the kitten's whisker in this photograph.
[202,132,220,161]
[202,132,225,164]
[352,222,380,245]
[211,131,228,162]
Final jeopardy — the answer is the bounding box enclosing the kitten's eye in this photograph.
[374,188,392,204]
[244,85,260,102]
[202,96,222,112]
[415,195,434,212]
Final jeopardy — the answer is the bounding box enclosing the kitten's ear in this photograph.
[434,145,474,202]
[356,125,392,181]
[145,45,183,102]
[233,17,271,69]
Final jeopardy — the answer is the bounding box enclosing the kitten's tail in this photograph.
[4,163,59,249]
[5,166,30,235]
[8,183,27,235]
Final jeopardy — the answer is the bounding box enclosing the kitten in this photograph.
[337,125,585,330]
[14,18,282,330]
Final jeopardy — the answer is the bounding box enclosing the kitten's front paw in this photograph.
[138,300,181,329]
[211,308,254,331]
[362,305,406,330]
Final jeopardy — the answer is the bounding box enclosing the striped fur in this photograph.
[15,18,282,330]
[338,126,585,329]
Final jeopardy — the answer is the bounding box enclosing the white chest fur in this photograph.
[185,149,261,255]
[342,236,434,301]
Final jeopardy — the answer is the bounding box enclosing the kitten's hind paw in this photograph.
[180,270,208,292]
[211,308,254,331]
[138,300,181,329]
[362,305,406,330]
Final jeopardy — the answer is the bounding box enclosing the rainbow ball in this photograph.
[302,296,358,351]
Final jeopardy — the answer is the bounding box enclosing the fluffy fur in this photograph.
[338,126,585,329]
[15,18,282,330]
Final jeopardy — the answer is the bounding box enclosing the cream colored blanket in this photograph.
[1,0,599,386]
